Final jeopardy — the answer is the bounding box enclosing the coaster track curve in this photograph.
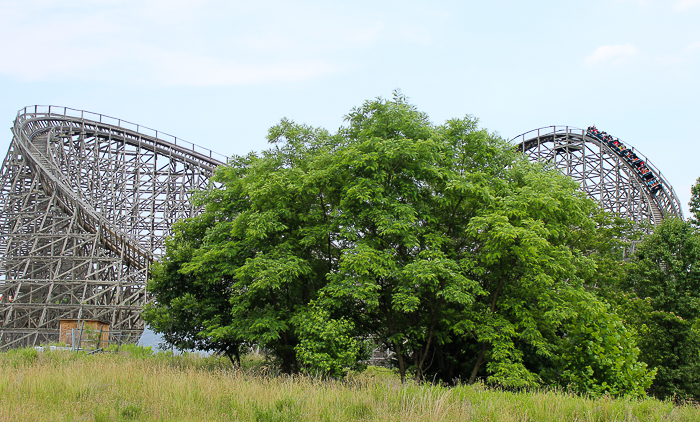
[0,106,225,349]
[512,126,683,226]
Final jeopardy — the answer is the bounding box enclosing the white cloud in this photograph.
[237,21,384,54]
[584,43,639,67]
[673,0,700,10]
[0,0,381,86]
[144,50,339,86]
[0,40,339,86]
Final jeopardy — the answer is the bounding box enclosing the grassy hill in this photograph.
[0,346,698,421]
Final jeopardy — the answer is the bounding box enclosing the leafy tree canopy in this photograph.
[622,217,700,400]
[690,177,700,228]
[143,91,652,395]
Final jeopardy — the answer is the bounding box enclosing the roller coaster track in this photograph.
[512,126,683,226]
[0,106,225,349]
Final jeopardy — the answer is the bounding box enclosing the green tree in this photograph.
[690,177,700,228]
[315,97,506,383]
[293,305,362,377]
[546,295,654,397]
[624,217,700,400]
[144,122,337,372]
[145,92,653,393]
[142,212,245,364]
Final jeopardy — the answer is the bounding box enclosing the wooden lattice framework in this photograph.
[512,126,683,225]
[0,106,225,349]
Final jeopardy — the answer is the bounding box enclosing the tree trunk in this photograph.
[468,343,487,384]
[225,350,236,367]
[416,299,443,381]
[223,344,243,367]
[396,346,406,384]
[468,273,508,384]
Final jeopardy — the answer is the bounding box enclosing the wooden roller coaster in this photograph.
[0,106,225,349]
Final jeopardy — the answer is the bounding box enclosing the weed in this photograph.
[252,396,302,422]
[345,401,373,420]
[4,347,38,367]
[93,408,112,422]
[119,403,143,420]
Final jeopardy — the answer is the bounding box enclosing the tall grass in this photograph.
[0,346,697,421]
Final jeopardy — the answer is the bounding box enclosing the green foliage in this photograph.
[144,91,653,395]
[144,116,338,373]
[446,160,604,389]
[690,177,700,228]
[630,218,700,319]
[639,311,700,401]
[576,209,640,295]
[623,217,700,401]
[142,210,244,364]
[118,344,154,358]
[252,397,302,422]
[118,402,144,420]
[547,294,654,397]
[294,304,362,377]
[3,347,39,367]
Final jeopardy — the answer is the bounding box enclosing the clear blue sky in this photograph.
[1,0,698,214]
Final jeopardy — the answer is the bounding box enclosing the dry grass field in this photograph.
[0,346,698,421]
